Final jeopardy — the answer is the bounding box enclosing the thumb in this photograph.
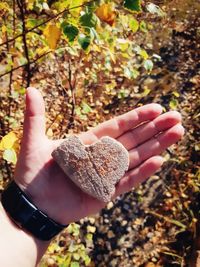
[22,87,46,145]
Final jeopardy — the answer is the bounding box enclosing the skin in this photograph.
[0,87,184,267]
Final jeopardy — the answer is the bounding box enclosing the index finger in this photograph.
[90,103,163,139]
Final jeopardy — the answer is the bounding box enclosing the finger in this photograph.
[22,87,46,145]
[117,111,182,150]
[90,104,163,139]
[129,124,184,169]
[115,156,164,196]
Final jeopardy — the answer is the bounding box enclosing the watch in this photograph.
[1,180,67,241]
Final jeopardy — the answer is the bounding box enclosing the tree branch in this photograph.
[0,0,96,48]
[0,51,51,79]
[16,0,31,87]
[67,59,76,130]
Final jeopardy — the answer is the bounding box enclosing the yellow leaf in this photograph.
[0,2,10,13]
[1,25,7,34]
[87,225,96,233]
[139,49,149,60]
[36,46,49,56]
[0,132,18,150]
[96,3,116,26]
[43,23,61,50]
[69,0,83,17]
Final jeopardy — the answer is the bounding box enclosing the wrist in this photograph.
[1,181,67,241]
[0,201,49,266]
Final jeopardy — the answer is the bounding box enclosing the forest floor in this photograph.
[40,8,200,267]
[0,1,199,267]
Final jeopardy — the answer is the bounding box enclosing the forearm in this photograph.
[0,202,50,267]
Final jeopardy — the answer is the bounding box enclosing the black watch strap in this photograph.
[1,181,67,241]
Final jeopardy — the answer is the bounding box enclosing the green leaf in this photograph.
[78,34,90,50]
[62,23,79,42]
[129,17,139,33]
[143,59,153,72]
[124,67,139,79]
[146,3,165,17]
[70,262,79,267]
[86,233,93,241]
[3,149,17,164]
[89,28,99,41]
[80,12,97,29]
[140,20,148,32]
[26,18,43,28]
[169,99,178,110]
[82,102,92,113]
[124,0,142,12]
[124,67,132,79]
[73,253,80,261]
[84,255,91,266]
[132,69,140,79]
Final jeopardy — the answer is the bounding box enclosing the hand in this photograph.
[14,87,184,225]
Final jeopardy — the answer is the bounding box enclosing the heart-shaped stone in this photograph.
[52,136,129,202]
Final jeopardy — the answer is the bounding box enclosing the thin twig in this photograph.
[67,59,76,130]
[16,0,31,87]
[0,51,51,79]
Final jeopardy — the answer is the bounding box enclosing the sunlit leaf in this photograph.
[124,0,142,12]
[142,87,151,96]
[86,225,96,233]
[43,23,61,50]
[172,91,180,97]
[3,149,17,164]
[67,223,80,236]
[134,46,149,59]
[70,262,79,267]
[140,20,148,32]
[139,49,149,60]
[132,69,140,79]
[146,3,165,17]
[0,132,18,150]
[86,233,93,241]
[26,18,44,29]
[143,59,153,72]
[117,38,130,52]
[129,17,139,33]
[82,102,92,113]
[69,0,83,17]
[96,3,116,26]
[169,98,179,110]
[0,2,10,15]
[73,253,80,261]
[84,255,91,266]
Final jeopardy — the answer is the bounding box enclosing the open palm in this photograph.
[14,88,184,225]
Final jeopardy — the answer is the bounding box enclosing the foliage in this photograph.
[0,131,19,164]
[40,222,94,266]
[1,0,199,266]
[0,1,166,265]
[0,0,163,162]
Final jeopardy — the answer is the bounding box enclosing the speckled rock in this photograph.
[52,135,129,202]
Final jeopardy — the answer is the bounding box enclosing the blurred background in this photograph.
[0,0,199,266]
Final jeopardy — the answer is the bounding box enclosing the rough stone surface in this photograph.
[52,135,129,202]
